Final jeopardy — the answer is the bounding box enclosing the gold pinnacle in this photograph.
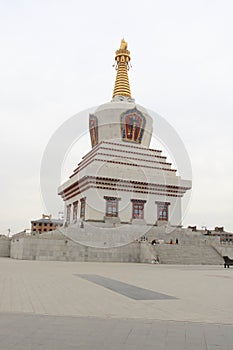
[112,39,131,98]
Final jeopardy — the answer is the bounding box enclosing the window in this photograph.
[80,198,86,219]
[104,197,119,217]
[121,108,146,143]
[73,201,78,221]
[131,199,146,219]
[66,204,71,225]
[156,202,170,221]
[89,114,98,147]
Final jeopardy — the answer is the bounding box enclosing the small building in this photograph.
[31,214,63,234]
[209,227,233,243]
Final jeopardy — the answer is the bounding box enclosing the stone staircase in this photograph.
[60,222,148,248]
[151,244,224,265]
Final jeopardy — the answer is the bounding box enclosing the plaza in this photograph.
[0,257,232,349]
[1,0,233,347]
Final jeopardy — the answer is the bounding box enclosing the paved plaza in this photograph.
[0,258,233,349]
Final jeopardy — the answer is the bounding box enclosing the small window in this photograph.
[66,204,71,225]
[80,198,86,219]
[105,197,119,217]
[73,201,78,221]
[156,202,170,221]
[121,108,146,143]
[131,200,146,219]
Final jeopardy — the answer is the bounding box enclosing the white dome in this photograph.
[89,97,153,148]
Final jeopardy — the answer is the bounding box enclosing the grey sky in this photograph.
[0,0,233,234]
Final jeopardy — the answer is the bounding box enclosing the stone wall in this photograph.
[10,231,226,265]
[10,236,142,262]
[10,237,24,259]
[0,237,10,257]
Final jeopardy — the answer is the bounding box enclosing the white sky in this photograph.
[0,0,233,234]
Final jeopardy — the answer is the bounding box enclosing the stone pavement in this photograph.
[1,313,232,350]
[0,258,233,349]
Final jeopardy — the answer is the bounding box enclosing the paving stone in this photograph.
[0,258,232,349]
[76,274,176,300]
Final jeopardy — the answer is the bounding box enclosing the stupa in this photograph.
[58,39,191,245]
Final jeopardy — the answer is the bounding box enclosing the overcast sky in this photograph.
[0,0,233,234]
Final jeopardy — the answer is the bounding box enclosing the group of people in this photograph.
[151,238,179,245]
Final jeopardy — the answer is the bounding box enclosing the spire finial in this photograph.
[112,39,131,99]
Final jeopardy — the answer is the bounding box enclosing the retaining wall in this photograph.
[10,235,225,265]
[10,236,143,262]
[0,238,10,257]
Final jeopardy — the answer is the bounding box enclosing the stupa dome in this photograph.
[89,40,153,148]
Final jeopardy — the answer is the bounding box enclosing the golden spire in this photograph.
[112,39,131,98]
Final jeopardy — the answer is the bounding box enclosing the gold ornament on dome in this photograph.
[112,39,131,98]
[120,39,128,50]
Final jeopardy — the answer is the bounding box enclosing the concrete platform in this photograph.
[0,258,232,349]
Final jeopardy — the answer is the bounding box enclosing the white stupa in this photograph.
[58,39,191,243]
